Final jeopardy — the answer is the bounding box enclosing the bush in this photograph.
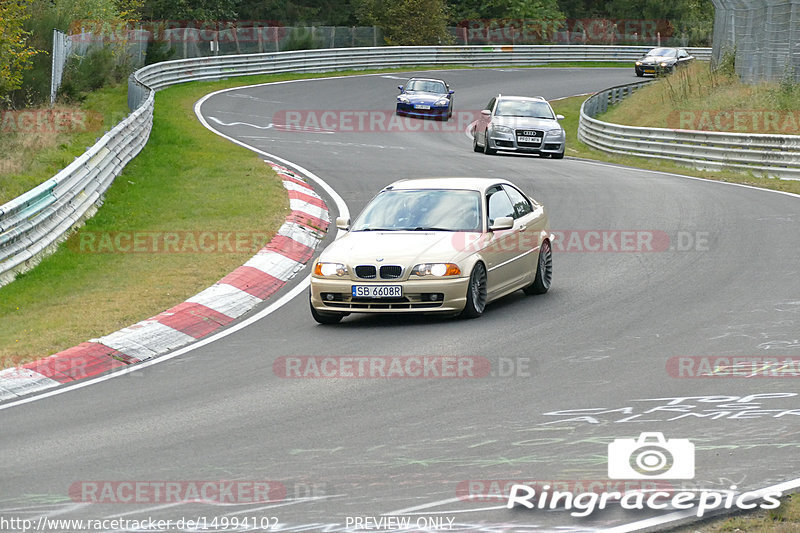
[281,28,322,51]
[144,39,175,65]
[58,47,129,102]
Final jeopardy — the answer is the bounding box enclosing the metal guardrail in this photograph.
[0,94,154,286]
[0,44,713,286]
[578,80,800,179]
[130,45,712,93]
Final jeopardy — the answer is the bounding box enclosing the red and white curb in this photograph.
[0,161,328,401]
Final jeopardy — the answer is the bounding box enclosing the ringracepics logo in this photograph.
[507,432,782,517]
[608,432,694,479]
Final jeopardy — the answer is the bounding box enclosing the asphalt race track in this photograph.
[2,68,799,532]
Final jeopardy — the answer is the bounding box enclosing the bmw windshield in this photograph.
[351,189,482,232]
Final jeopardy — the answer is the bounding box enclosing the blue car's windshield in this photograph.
[405,80,447,93]
[352,189,482,232]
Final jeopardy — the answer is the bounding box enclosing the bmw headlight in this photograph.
[660,62,668,67]
[398,96,410,104]
[411,263,461,277]
[636,61,642,66]
[314,262,347,277]
[434,98,449,107]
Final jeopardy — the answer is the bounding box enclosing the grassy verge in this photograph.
[0,76,297,368]
[550,95,800,195]
[0,86,131,204]
[601,61,800,133]
[669,493,800,532]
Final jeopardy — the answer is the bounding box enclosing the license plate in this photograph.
[352,285,403,298]
[414,104,431,110]
[517,136,541,143]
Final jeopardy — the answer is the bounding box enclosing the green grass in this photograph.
[601,61,800,134]
[0,77,291,367]
[551,94,800,196]
[0,85,131,204]
[669,493,800,533]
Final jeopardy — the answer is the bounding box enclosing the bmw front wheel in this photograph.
[461,263,488,318]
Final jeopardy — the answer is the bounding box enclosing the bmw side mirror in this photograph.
[449,90,455,94]
[336,217,350,230]
[490,217,514,231]
[556,114,564,120]
[480,109,491,116]
[398,85,403,91]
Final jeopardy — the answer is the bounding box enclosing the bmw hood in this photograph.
[319,230,477,268]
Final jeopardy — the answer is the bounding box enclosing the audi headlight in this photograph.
[491,125,513,135]
[545,128,564,138]
[314,262,347,277]
[411,263,461,277]
[636,61,642,66]
[660,62,668,67]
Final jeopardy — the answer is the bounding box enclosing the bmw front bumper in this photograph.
[310,276,470,314]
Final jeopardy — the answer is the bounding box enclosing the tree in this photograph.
[356,0,451,45]
[0,0,37,101]
[139,0,238,21]
[449,0,563,22]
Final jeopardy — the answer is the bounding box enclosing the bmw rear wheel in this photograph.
[461,262,488,318]
[524,239,552,295]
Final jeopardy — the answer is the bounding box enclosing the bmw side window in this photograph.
[486,187,515,225]
[502,185,533,218]
[485,98,495,112]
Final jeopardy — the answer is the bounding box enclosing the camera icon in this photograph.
[608,432,695,479]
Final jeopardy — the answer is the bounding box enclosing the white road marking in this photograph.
[208,116,335,134]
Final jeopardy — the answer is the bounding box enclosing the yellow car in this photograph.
[310,177,552,323]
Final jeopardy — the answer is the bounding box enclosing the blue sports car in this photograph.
[396,78,454,120]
